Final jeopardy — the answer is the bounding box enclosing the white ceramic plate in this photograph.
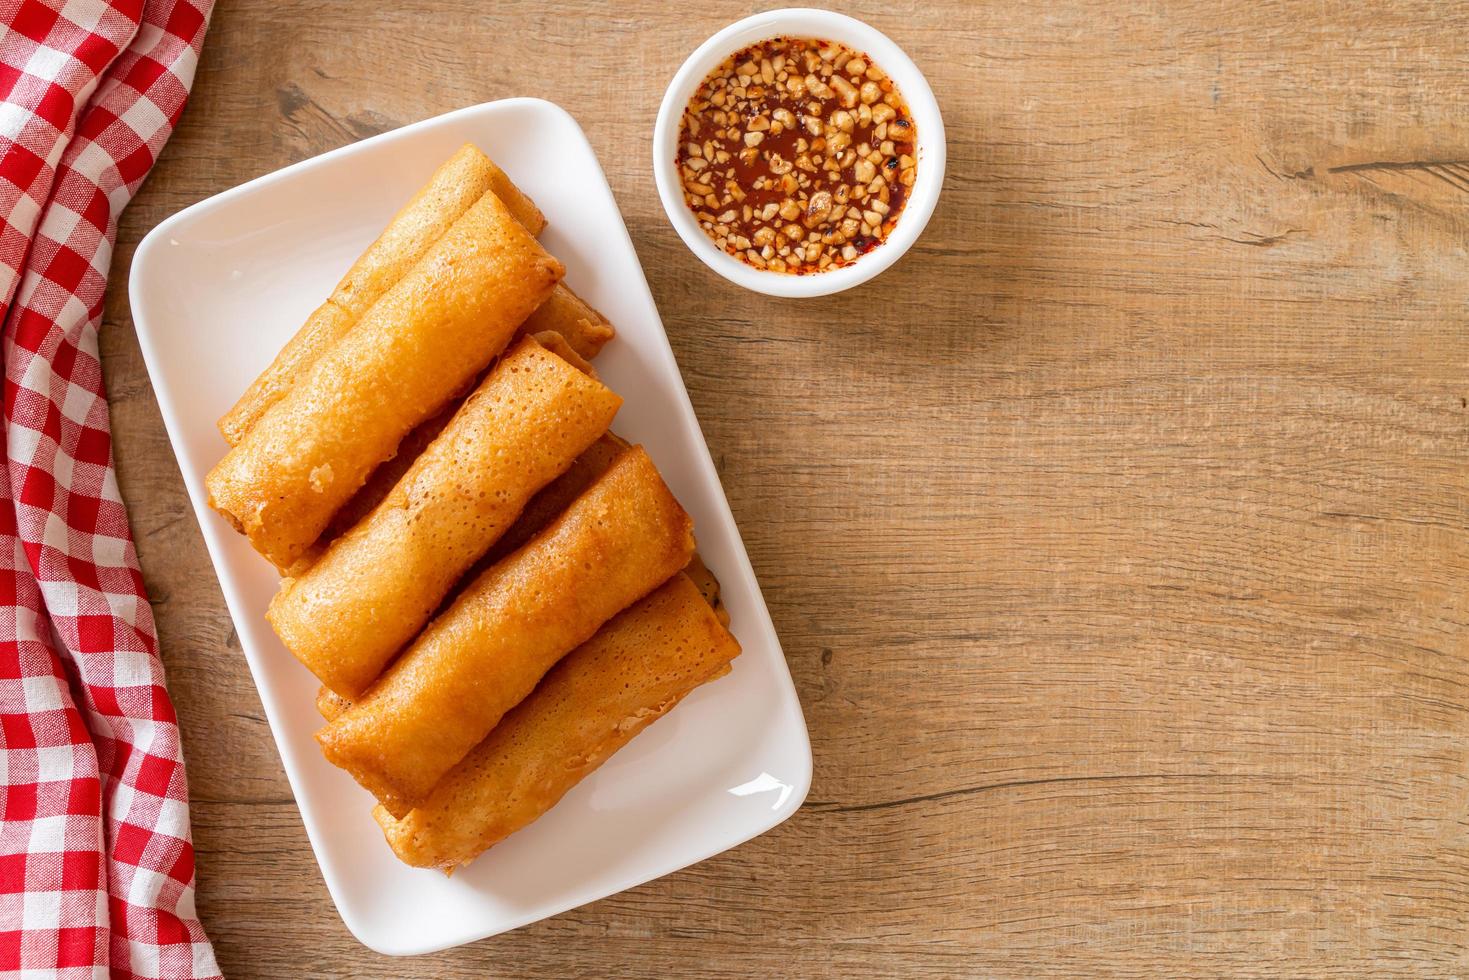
[654,8,946,298]
[128,98,812,955]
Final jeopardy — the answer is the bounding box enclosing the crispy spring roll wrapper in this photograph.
[298,402,457,571]
[683,553,731,626]
[312,431,644,725]
[479,431,628,567]
[374,572,740,870]
[300,330,600,569]
[316,446,695,816]
[528,330,595,376]
[317,428,625,581]
[218,145,546,445]
[339,430,626,602]
[519,283,615,360]
[317,685,351,723]
[269,337,622,697]
[313,550,725,725]
[228,280,612,452]
[206,191,563,570]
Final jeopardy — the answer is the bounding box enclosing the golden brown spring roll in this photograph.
[302,398,618,584]
[304,402,457,566]
[313,551,725,725]
[479,431,628,566]
[528,330,595,377]
[269,337,623,698]
[316,446,694,816]
[218,145,546,445]
[228,281,613,454]
[304,330,598,565]
[206,191,563,570]
[520,284,616,360]
[683,553,731,626]
[374,572,740,870]
[311,433,653,727]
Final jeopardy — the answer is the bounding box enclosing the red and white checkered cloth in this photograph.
[0,1,218,977]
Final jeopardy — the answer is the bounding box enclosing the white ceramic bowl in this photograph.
[654,8,945,298]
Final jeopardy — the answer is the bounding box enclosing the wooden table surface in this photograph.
[103,1,1469,976]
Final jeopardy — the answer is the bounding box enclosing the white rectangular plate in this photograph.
[129,98,811,955]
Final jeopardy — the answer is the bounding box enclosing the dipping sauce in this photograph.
[677,36,917,275]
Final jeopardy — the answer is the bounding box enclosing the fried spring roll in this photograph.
[313,550,724,725]
[316,446,694,816]
[268,337,622,697]
[480,431,628,566]
[683,553,731,626]
[302,402,457,568]
[302,331,601,567]
[218,145,545,445]
[528,330,596,377]
[519,284,616,360]
[206,191,563,570]
[374,572,740,870]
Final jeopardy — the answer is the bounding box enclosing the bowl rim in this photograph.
[653,7,946,298]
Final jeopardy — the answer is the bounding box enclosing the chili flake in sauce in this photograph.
[677,36,917,275]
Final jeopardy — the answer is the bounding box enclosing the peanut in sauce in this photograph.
[677,36,917,275]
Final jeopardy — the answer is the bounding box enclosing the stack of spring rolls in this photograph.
[205,144,740,872]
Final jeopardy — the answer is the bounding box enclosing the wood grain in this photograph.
[101,0,1469,975]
